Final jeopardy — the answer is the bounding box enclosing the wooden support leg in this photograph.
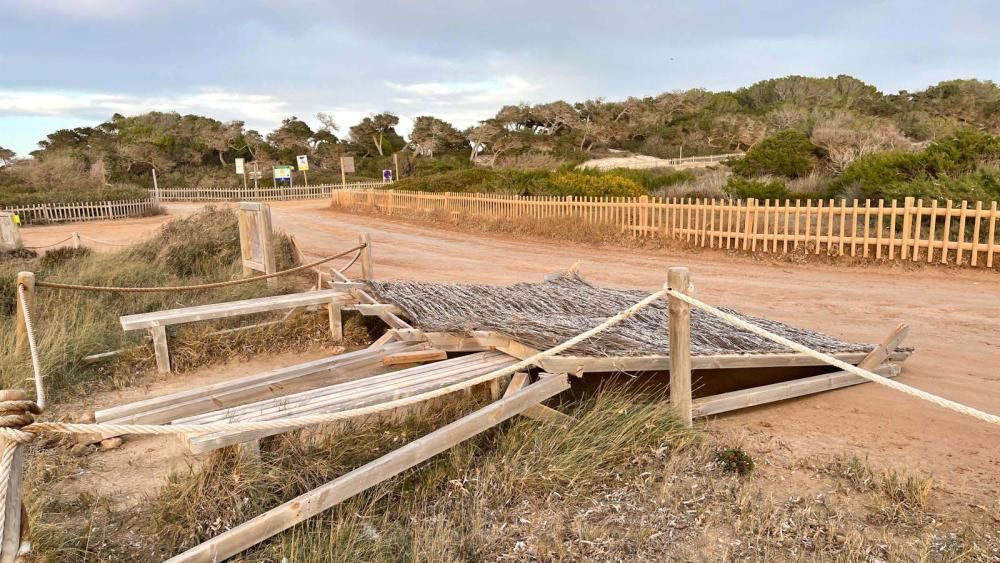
[503,372,576,424]
[0,390,29,563]
[164,373,571,563]
[328,303,343,341]
[150,326,171,374]
[667,267,693,426]
[857,322,909,370]
[237,440,262,463]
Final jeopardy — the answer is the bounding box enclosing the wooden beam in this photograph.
[382,349,448,366]
[857,323,909,370]
[328,304,342,341]
[14,272,33,354]
[0,390,26,563]
[344,304,404,316]
[502,372,576,425]
[329,281,367,291]
[120,291,355,330]
[351,288,411,330]
[692,364,900,417]
[164,374,571,563]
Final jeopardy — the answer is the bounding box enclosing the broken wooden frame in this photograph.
[119,289,356,374]
[237,201,276,283]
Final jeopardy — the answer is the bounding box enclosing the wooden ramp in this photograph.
[180,351,519,453]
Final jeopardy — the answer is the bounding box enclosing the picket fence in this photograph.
[334,190,1000,268]
[155,180,391,202]
[1,198,159,225]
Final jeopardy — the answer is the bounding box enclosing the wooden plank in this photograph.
[350,288,411,330]
[121,291,355,330]
[667,267,692,426]
[164,374,570,563]
[328,304,342,341]
[359,233,373,280]
[150,325,170,374]
[857,322,909,370]
[502,372,577,425]
[537,349,910,374]
[692,364,899,417]
[382,349,448,366]
[344,304,404,316]
[94,343,414,424]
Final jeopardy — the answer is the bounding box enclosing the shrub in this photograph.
[830,129,1000,199]
[724,176,789,200]
[576,167,696,191]
[716,447,755,475]
[731,130,825,179]
[548,172,646,197]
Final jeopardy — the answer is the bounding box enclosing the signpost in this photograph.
[273,165,293,189]
[235,158,248,194]
[296,155,309,186]
[340,156,355,189]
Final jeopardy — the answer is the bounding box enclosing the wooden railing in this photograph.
[334,190,1000,268]
[1,198,160,225]
[156,180,391,202]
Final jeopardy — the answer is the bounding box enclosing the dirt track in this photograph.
[20,200,1000,504]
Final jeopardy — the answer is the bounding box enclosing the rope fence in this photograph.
[32,244,365,293]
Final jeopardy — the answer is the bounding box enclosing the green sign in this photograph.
[273,166,293,180]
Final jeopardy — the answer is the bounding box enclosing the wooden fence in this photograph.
[156,180,390,202]
[1,198,160,225]
[334,190,1000,268]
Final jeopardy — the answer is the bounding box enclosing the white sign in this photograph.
[296,154,309,171]
[382,169,393,181]
[235,158,245,174]
[273,166,293,180]
[340,156,355,174]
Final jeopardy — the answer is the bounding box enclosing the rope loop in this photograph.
[0,396,41,444]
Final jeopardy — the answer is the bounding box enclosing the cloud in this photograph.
[0,89,290,126]
[2,0,176,20]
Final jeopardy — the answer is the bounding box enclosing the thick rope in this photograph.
[33,244,365,293]
[16,285,45,410]
[0,397,40,539]
[6,288,667,439]
[21,237,73,250]
[665,288,1000,425]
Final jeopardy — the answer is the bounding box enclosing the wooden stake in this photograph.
[358,233,373,280]
[164,374,571,563]
[667,267,692,426]
[0,390,28,563]
[13,272,34,354]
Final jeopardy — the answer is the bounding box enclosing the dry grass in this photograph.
[23,383,999,562]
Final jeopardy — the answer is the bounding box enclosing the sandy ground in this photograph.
[21,201,1000,506]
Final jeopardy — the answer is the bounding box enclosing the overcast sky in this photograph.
[1,0,998,155]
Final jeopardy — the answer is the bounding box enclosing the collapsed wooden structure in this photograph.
[92,230,910,561]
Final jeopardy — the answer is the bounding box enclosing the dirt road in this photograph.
[20,200,1000,503]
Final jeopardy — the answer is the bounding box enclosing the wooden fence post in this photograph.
[0,389,30,563]
[667,267,692,426]
[358,233,373,280]
[14,272,34,354]
[72,232,81,249]
[901,197,915,260]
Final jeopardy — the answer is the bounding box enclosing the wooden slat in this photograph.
[165,374,570,563]
[382,349,448,366]
[121,291,355,330]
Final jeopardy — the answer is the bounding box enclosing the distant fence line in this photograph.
[1,198,159,225]
[154,180,390,202]
[334,190,1000,268]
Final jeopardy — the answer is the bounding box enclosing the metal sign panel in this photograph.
[235,158,245,174]
[382,169,393,181]
[340,156,355,174]
[273,165,293,180]
[296,154,309,171]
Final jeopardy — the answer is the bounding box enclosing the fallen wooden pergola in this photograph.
[88,232,910,562]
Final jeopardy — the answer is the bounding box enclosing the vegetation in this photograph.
[0,207,315,397]
[4,75,1000,203]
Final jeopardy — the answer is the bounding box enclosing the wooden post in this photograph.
[14,272,34,354]
[72,232,81,249]
[328,303,343,341]
[0,391,28,563]
[0,214,21,252]
[259,204,277,287]
[358,233,373,280]
[901,196,914,260]
[667,267,692,426]
[150,326,170,374]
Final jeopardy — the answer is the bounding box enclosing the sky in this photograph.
[1,0,998,156]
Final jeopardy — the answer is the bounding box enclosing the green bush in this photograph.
[548,172,646,197]
[0,183,149,206]
[731,130,824,179]
[831,129,1000,199]
[716,447,755,475]
[724,176,789,200]
[575,167,696,191]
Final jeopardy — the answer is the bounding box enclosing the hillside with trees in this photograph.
[3,75,1000,203]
